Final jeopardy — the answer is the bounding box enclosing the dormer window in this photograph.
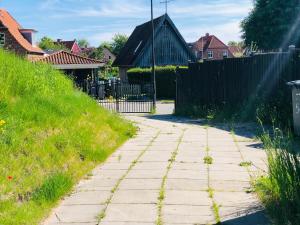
[0,33,5,47]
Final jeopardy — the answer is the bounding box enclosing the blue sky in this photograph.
[0,0,253,46]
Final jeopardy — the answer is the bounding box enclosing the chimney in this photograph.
[206,33,210,37]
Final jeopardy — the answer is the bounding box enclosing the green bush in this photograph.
[0,50,135,224]
[256,126,300,225]
[127,66,187,99]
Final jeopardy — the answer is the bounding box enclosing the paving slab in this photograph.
[165,190,211,206]
[102,204,157,223]
[43,114,269,225]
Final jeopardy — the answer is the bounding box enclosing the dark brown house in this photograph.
[113,14,196,81]
[0,9,44,60]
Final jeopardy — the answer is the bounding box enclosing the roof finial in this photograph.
[160,0,174,14]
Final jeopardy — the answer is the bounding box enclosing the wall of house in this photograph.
[119,67,128,82]
[71,43,82,55]
[0,29,27,56]
[135,23,193,67]
[203,48,234,60]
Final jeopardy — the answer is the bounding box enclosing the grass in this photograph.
[239,161,253,167]
[204,156,213,165]
[0,50,136,225]
[255,124,300,225]
[156,130,185,225]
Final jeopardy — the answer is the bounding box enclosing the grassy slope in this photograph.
[0,50,135,225]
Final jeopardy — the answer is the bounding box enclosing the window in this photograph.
[208,50,213,59]
[0,33,5,48]
[223,50,228,58]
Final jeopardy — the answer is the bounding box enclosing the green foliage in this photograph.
[256,125,300,225]
[38,36,67,51]
[111,34,128,55]
[32,173,73,203]
[0,50,135,224]
[128,66,186,99]
[242,0,300,50]
[77,39,90,48]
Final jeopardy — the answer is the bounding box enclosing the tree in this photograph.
[38,37,66,51]
[241,0,300,50]
[111,34,128,55]
[228,41,244,48]
[78,39,90,48]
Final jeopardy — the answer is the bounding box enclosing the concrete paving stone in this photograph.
[168,169,207,180]
[213,157,244,164]
[210,180,251,192]
[111,190,158,204]
[133,161,169,170]
[209,146,239,152]
[51,204,104,223]
[214,191,259,207]
[126,169,165,179]
[151,141,180,147]
[117,146,145,151]
[209,164,247,172]
[140,151,173,162]
[172,162,207,171]
[105,155,139,163]
[100,222,155,225]
[48,222,98,225]
[163,213,215,225]
[162,205,215,224]
[99,163,131,171]
[165,190,211,206]
[111,151,142,158]
[210,151,242,158]
[166,178,207,191]
[175,155,203,163]
[118,178,161,190]
[103,204,157,223]
[92,170,127,179]
[76,177,118,190]
[210,171,250,182]
[62,190,111,205]
[147,145,176,151]
[176,150,206,157]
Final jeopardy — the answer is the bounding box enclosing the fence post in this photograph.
[116,81,120,112]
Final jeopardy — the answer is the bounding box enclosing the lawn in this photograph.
[0,50,136,225]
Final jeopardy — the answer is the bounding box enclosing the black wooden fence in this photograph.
[176,50,300,119]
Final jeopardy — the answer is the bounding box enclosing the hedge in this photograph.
[127,66,187,99]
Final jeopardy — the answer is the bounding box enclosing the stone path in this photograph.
[43,113,269,225]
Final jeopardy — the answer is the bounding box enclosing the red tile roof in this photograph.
[193,34,228,52]
[38,50,104,65]
[0,9,43,54]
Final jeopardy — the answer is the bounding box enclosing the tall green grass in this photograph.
[256,124,300,225]
[0,50,135,224]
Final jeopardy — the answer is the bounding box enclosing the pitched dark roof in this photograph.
[113,14,194,67]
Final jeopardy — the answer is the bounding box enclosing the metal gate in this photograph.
[79,79,154,113]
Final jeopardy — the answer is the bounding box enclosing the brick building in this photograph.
[0,9,44,60]
[54,39,82,55]
[191,33,234,60]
